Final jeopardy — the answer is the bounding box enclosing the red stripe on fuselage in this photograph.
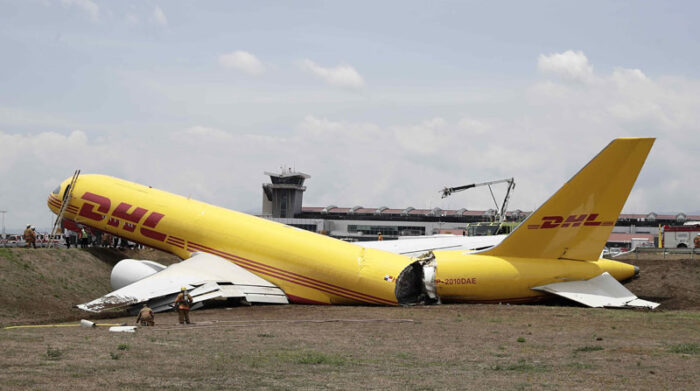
[165,239,185,249]
[187,241,395,305]
[187,241,392,302]
[186,244,388,305]
[186,242,395,305]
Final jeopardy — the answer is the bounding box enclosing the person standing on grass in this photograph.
[174,287,193,325]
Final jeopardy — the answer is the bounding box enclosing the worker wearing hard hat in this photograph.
[136,304,155,326]
[174,287,193,325]
[24,225,36,248]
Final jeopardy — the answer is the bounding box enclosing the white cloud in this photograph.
[60,0,99,22]
[537,50,594,82]
[391,118,448,155]
[125,13,140,25]
[297,115,382,138]
[219,51,265,75]
[0,130,119,230]
[457,117,491,135]
[177,125,232,140]
[611,68,648,84]
[153,6,168,26]
[299,59,365,89]
[0,130,118,176]
[298,115,344,136]
[529,50,700,212]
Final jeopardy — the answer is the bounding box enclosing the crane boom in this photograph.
[440,178,515,223]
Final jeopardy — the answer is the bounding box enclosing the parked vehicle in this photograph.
[36,233,64,247]
[1,234,24,247]
[661,225,700,248]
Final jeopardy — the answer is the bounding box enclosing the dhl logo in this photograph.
[78,192,167,242]
[527,213,614,230]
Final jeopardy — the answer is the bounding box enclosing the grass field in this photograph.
[2,305,699,390]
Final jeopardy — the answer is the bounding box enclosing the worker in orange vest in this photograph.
[174,287,193,325]
[377,232,383,241]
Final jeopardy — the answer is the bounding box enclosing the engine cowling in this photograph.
[110,259,167,290]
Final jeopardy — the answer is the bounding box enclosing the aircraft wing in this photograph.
[77,252,288,313]
[532,272,659,309]
[361,234,506,257]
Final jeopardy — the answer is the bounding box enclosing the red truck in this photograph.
[661,224,700,248]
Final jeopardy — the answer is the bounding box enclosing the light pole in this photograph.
[0,210,6,240]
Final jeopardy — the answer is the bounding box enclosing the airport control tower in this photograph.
[262,167,310,218]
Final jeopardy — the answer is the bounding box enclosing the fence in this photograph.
[624,247,699,260]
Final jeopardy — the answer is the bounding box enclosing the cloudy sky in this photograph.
[1,1,698,232]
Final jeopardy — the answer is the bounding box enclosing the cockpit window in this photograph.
[52,185,60,195]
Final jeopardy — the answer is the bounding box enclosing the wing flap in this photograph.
[532,272,659,309]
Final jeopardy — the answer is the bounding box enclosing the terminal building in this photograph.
[259,169,699,246]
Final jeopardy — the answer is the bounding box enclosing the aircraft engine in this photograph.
[110,259,167,290]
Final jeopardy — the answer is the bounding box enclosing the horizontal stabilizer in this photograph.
[77,252,288,313]
[362,234,506,256]
[532,272,659,309]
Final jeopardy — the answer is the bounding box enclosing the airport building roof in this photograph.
[297,206,699,225]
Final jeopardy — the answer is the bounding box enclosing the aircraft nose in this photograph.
[48,184,63,214]
[48,194,60,214]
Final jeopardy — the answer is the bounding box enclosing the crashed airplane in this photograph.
[48,138,659,313]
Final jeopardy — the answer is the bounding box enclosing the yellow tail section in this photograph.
[482,138,654,261]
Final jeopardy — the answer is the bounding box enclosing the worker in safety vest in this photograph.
[377,232,383,241]
[136,304,155,326]
[80,227,88,248]
[174,287,193,325]
[24,225,36,248]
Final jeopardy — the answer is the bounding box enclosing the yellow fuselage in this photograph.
[48,174,636,305]
[434,253,634,303]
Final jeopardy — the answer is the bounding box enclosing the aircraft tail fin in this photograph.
[481,138,654,261]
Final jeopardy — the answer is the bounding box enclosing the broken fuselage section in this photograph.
[395,252,440,305]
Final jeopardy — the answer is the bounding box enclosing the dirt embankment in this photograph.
[0,247,179,327]
[618,256,700,310]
